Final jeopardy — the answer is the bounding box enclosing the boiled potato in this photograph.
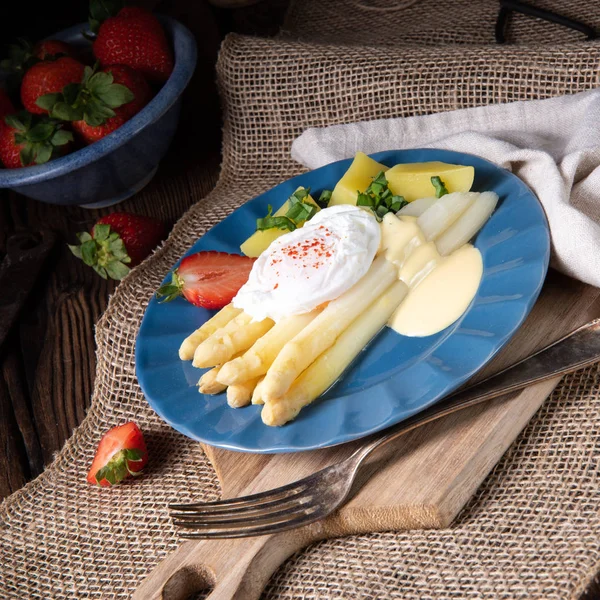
[329,152,388,206]
[240,189,320,257]
[385,162,474,202]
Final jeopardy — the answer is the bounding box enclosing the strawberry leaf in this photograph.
[105,260,130,280]
[81,240,98,266]
[124,448,144,462]
[88,0,124,34]
[34,144,52,165]
[51,129,73,146]
[19,145,34,166]
[81,66,94,86]
[26,123,55,143]
[62,83,81,106]
[93,223,110,241]
[108,237,130,261]
[87,71,114,94]
[68,244,83,259]
[93,264,108,279]
[51,102,83,122]
[95,83,134,108]
[5,114,26,132]
[83,102,116,127]
[77,232,93,243]
[36,93,62,111]
[0,39,39,92]
[156,272,185,303]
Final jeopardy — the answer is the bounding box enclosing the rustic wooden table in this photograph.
[0,0,288,498]
[1,2,599,598]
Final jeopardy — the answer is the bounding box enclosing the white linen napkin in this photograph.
[291,89,600,288]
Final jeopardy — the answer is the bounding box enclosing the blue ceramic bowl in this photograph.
[0,16,196,208]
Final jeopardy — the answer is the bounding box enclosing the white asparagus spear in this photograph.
[251,376,266,405]
[417,191,478,241]
[262,279,408,426]
[198,366,227,395]
[216,310,320,386]
[227,377,261,408]
[261,255,397,402]
[435,191,499,256]
[396,196,436,217]
[192,312,274,368]
[179,304,242,360]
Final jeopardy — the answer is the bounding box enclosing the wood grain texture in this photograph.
[134,272,600,600]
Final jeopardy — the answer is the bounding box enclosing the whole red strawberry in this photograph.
[0,112,73,169]
[93,7,174,83]
[0,39,73,91]
[157,252,256,309]
[33,40,76,61]
[69,212,166,279]
[0,90,15,119]
[72,65,151,144]
[21,56,85,115]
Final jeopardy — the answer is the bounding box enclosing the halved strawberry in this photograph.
[87,421,147,487]
[157,251,255,309]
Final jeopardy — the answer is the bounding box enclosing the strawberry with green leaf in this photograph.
[1,38,78,98]
[87,422,147,487]
[21,56,85,115]
[38,64,151,144]
[69,212,166,280]
[0,112,73,169]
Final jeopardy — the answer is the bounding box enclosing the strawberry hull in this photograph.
[0,16,196,208]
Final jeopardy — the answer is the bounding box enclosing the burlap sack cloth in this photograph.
[2,1,600,598]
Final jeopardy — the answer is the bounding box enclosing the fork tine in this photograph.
[178,512,320,540]
[170,492,311,520]
[168,482,308,512]
[172,500,316,528]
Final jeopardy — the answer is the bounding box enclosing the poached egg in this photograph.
[233,205,380,322]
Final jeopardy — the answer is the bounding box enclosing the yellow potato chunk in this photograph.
[240,190,320,257]
[329,152,388,206]
[385,162,474,203]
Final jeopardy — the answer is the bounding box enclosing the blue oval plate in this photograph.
[136,149,550,453]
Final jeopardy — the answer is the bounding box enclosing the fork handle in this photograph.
[352,317,600,464]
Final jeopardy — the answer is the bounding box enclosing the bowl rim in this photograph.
[0,15,197,187]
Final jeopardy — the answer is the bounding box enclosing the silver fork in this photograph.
[170,318,600,539]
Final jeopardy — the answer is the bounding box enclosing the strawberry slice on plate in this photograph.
[157,251,255,309]
[87,422,148,487]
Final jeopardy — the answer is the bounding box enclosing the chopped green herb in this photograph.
[286,200,317,223]
[256,205,297,232]
[255,187,318,234]
[317,189,332,208]
[356,171,408,221]
[431,176,449,198]
[285,187,317,222]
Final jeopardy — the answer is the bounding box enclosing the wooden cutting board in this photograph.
[134,271,600,600]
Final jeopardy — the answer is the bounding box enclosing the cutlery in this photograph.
[170,317,600,539]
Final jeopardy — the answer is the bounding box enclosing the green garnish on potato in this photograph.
[356,171,407,220]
